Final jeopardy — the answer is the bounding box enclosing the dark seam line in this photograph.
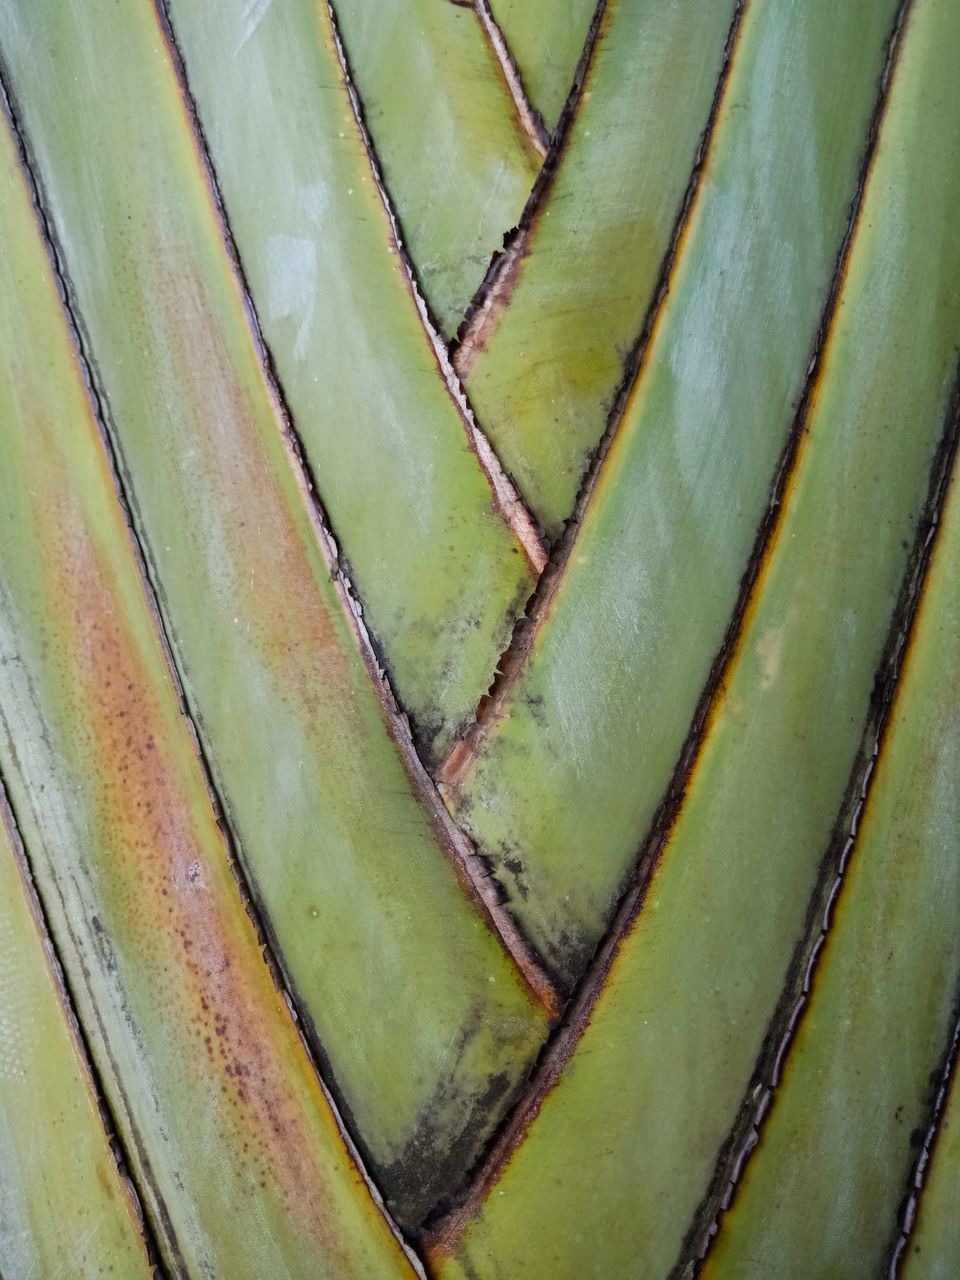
[0,757,176,1279]
[154,0,558,1011]
[887,995,960,1275]
[682,353,960,1279]
[473,0,550,154]
[450,0,608,367]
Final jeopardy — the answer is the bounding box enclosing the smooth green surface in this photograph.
[439,1,960,1272]
[166,0,539,763]
[0,115,415,1278]
[0,798,152,1279]
[708,430,960,1277]
[489,0,597,131]
[904,1068,960,1278]
[0,0,549,1228]
[461,0,738,536]
[333,0,541,332]
[452,0,901,987]
[703,7,960,1247]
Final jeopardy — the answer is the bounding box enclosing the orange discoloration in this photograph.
[157,253,353,716]
[23,405,383,1264]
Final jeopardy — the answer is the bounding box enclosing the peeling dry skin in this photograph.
[0,790,154,1279]
[0,0,552,1232]
[0,125,417,1278]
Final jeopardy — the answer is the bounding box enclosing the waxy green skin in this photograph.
[904,1068,960,1278]
[451,0,902,988]
[332,0,541,334]
[165,0,540,765]
[705,150,960,1262]
[460,0,738,537]
[488,0,597,132]
[0,798,152,1280]
[0,0,549,1229]
[437,0,960,1273]
[0,117,416,1278]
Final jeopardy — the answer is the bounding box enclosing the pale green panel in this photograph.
[0,114,415,1278]
[463,0,738,536]
[706,443,960,1278]
[489,0,597,130]
[0,803,152,1280]
[333,0,541,331]
[166,0,537,764]
[905,1071,960,1279]
[0,0,548,1229]
[439,1,960,1274]
[454,0,901,987]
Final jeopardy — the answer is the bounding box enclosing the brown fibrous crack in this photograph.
[154,0,557,1020]
[451,0,608,379]
[887,1001,960,1276]
[473,0,550,157]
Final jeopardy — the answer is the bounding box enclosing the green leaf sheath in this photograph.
[903,1057,960,1278]
[448,0,903,989]
[0,118,416,1279]
[0,794,152,1279]
[458,0,740,537]
[162,0,543,765]
[705,219,960,1273]
[330,0,543,333]
[432,0,960,1275]
[0,0,550,1229]
[487,0,598,132]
